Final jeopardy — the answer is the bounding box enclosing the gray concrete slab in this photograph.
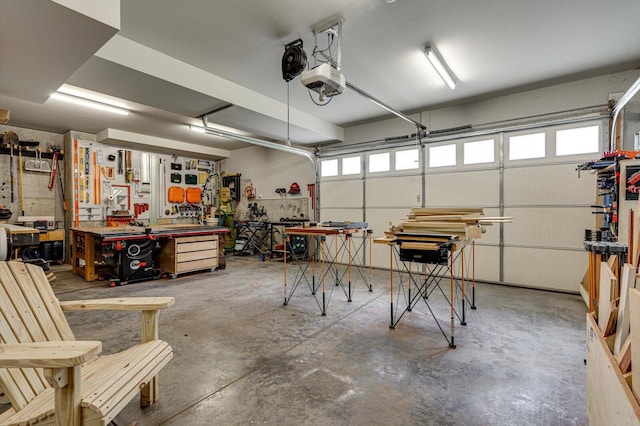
[2,256,588,425]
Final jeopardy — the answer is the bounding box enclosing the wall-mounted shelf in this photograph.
[0,147,64,160]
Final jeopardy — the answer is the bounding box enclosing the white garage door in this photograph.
[319,119,603,292]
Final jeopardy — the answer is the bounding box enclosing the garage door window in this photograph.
[321,159,338,177]
[395,148,419,170]
[342,156,361,175]
[369,152,390,173]
[556,125,599,156]
[509,132,545,160]
[429,144,456,168]
[464,139,494,164]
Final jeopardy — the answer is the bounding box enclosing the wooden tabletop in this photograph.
[284,226,359,236]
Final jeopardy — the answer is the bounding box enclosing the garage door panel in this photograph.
[503,207,591,248]
[367,208,409,269]
[365,176,421,207]
[319,208,364,224]
[504,163,595,206]
[425,169,499,206]
[320,180,363,208]
[468,245,500,283]
[367,208,407,236]
[503,247,585,292]
[478,207,501,245]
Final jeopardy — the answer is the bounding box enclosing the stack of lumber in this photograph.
[587,258,640,419]
[595,258,635,374]
[398,207,511,241]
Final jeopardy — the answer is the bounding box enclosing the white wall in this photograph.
[223,145,317,219]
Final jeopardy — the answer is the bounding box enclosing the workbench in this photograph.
[374,234,478,348]
[71,224,229,282]
[282,225,373,315]
[0,224,40,259]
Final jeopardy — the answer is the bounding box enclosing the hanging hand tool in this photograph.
[5,132,16,203]
[84,146,90,203]
[48,150,59,190]
[18,144,24,215]
[49,148,67,211]
[125,150,133,183]
[117,150,124,175]
[73,139,79,227]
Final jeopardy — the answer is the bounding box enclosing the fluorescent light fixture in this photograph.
[49,92,129,115]
[189,124,314,162]
[424,45,456,89]
[57,85,130,109]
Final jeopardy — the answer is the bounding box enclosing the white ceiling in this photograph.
[2,0,640,158]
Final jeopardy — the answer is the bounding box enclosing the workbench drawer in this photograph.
[39,229,64,242]
[176,257,217,273]
[176,240,216,253]
[177,248,217,263]
[157,234,219,276]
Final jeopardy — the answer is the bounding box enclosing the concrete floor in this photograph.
[2,255,588,425]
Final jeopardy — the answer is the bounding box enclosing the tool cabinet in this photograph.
[157,234,218,278]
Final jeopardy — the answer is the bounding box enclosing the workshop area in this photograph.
[1,1,640,425]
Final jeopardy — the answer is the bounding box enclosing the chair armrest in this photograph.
[0,341,102,368]
[59,297,175,311]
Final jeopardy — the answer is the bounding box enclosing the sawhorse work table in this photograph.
[374,234,478,348]
[282,226,373,315]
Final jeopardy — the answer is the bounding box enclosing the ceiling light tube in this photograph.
[50,92,129,115]
[190,124,314,162]
[424,46,456,89]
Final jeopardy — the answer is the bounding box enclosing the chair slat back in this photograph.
[0,261,75,410]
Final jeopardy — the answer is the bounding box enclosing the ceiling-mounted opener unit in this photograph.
[300,18,346,101]
[281,18,346,102]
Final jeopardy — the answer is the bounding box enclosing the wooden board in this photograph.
[0,341,101,368]
[618,336,632,374]
[409,207,484,215]
[586,313,640,425]
[605,299,620,337]
[615,264,637,355]
[59,297,175,311]
[599,262,616,331]
[399,242,440,251]
[630,288,640,405]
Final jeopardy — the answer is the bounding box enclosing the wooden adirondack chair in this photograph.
[0,261,174,426]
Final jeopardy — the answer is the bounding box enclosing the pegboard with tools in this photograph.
[0,129,65,222]
[72,139,218,226]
